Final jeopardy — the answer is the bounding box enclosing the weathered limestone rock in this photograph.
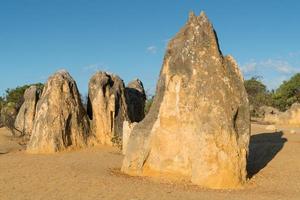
[14,86,40,135]
[0,102,18,133]
[258,106,280,119]
[122,12,250,189]
[27,70,90,153]
[87,72,129,146]
[125,79,146,122]
[265,103,300,126]
[284,103,300,126]
[122,121,137,155]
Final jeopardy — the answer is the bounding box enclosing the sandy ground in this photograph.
[0,124,300,200]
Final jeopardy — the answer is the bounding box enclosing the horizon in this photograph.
[1,0,300,96]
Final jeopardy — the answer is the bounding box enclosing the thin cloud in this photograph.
[261,59,298,74]
[241,58,300,90]
[146,46,157,54]
[288,51,300,58]
[241,58,299,75]
[39,75,48,81]
[268,75,288,90]
[241,61,257,75]
[82,63,108,72]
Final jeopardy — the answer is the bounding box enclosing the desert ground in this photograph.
[0,123,299,200]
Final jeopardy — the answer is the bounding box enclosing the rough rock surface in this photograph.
[122,121,137,155]
[14,86,40,135]
[125,79,146,122]
[122,12,250,189]
[27,70,90,153]
[87,72,129,146]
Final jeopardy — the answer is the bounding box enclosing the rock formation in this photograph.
[27,70,90,153]
[122,12,250,189]
[14,86,40,135]
[0,102,18,134]
[264,103,300,126]
[125,79,146,123]
[87,72,129,146]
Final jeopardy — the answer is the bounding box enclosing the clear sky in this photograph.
[1,0,300,96]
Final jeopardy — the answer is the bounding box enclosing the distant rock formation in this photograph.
[87,72,129,146]
[122,12,250,189]
[27,70,90,153]
[14,86,40,135]
[0,102,18,134]
[264,103,300,126]
[125,79,146,123]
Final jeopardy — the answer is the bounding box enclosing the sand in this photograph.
[0,124,299,200]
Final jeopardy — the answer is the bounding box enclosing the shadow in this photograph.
[247,131,287,178]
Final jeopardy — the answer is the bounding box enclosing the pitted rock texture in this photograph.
[87,72,129,146]
[27,70,90,153]
[14,86,40,135]
[125,79,146,122]
[122,12,250,189]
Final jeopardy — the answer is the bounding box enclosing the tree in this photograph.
[272,73,300,111]
[244,76,273,116]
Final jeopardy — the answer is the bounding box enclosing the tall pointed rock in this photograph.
[122,12,250,189]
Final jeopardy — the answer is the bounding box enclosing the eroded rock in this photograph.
[122,12,250,189]
[27,70,90,153]
[125,79,146,122]
[87,72,129,146]
[14,86,40,135]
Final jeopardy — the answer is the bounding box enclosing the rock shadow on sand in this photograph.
[247,131,287,178]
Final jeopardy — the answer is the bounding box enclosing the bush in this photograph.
[272,73,300,111]
[244,77,273,116]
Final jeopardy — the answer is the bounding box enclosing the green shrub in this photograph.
[272,73,300,111]
[244,77,273,116]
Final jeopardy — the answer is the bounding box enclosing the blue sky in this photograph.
[0,0,300,96]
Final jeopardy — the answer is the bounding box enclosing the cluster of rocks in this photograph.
[13,11,251,189]
[15,70,146,153]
